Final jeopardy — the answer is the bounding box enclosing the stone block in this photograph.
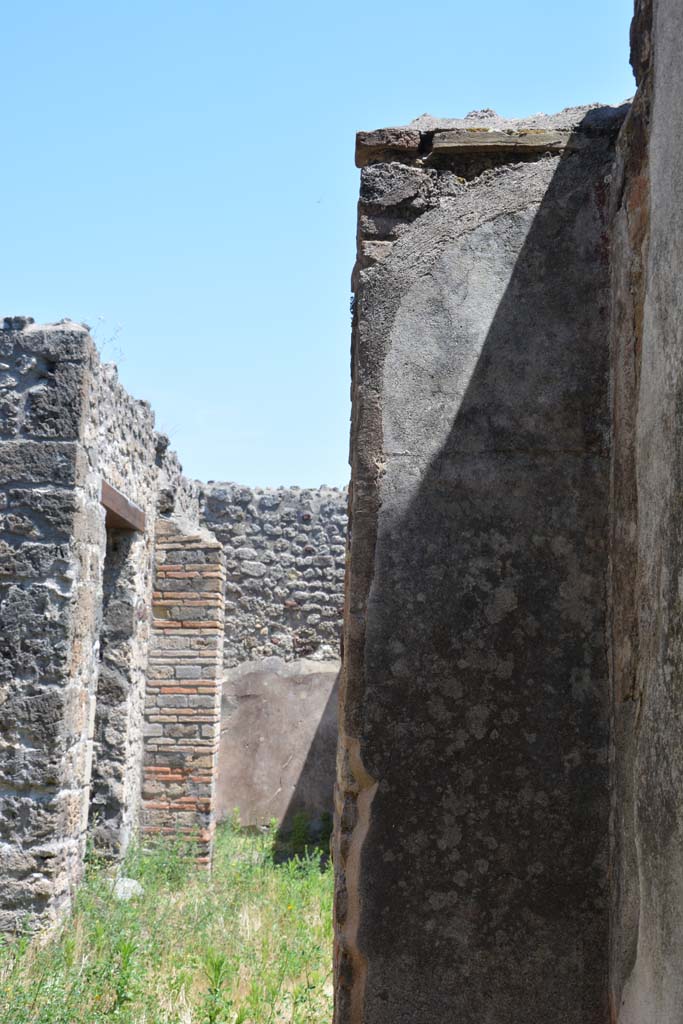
[23,361,87,440]
[0,440,84,485]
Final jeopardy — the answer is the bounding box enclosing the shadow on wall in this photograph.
[280,672,340,835]
[215,658,340,834]
[89,526,147,858]
[339,108,626,1024]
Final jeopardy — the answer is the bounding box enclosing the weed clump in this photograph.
[0,820,333,1024]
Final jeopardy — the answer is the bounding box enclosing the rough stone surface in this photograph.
[10,14,683,1011]
[609,0,683,1019]
[216,657,339,828]
[335,107,624,1023]
[85,362,172,859]
[200,483,347,665]
[88,527,150,856]
[200,485,346,844]
[0,321,93,932]
[0,319,342,930]
[356,104,630,170]
[0,320,209,931]
[111,876,144,900]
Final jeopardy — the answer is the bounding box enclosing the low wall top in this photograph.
[355,103,630,166]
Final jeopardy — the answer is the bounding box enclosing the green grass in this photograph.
[0,822,333,1024]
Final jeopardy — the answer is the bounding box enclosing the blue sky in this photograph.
[2,0,635,487]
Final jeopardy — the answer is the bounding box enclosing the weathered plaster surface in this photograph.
[201,485,346,834]
[336,108,624,1023]
[216,657,339,828]
[610,0,683,1019]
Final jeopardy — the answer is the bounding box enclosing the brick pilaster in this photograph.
[141,518,225,864]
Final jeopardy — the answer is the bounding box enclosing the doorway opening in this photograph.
[88,482,147,857]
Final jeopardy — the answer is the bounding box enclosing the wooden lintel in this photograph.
[428,129,573,156]
[101,480,146,532]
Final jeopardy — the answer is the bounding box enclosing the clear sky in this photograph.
[2,0,635,487]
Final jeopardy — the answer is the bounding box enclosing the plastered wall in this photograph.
[200,483,346,830]
[334,4,683,1016]
[609,0,683,1019]
[334,108,624,1023]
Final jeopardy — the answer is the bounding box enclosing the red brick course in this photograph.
[141,518,225,864]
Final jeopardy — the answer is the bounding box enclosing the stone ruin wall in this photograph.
[333,0,683,1019]
[609,0,683,1018]
[8,9,683,1023]
[0,319,94,932]
[0,317,346,931]
[87,357,204,859]
[0,316,218,931]
[335,105,623,1024]
[200,483,347,667]
[142,518,226,865]
[1,320,146,928]
[200,483,347,828]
